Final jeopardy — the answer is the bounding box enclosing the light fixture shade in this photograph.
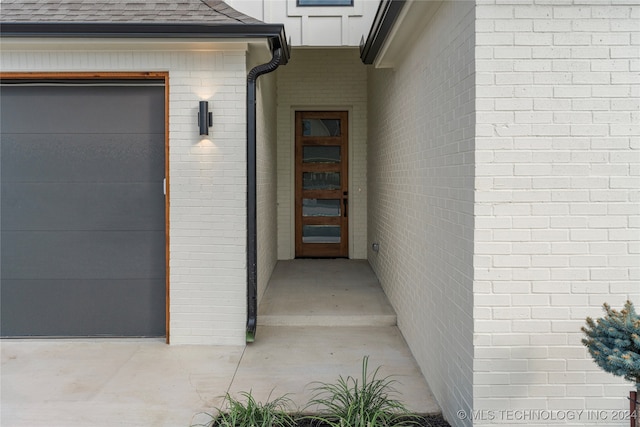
[198,101,213,135]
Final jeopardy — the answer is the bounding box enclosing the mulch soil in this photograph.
[413,414,452,427]
[292,415,451,427]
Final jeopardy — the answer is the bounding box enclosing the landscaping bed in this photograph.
[291,414,451,427]
[195,357,452,427]
[204,414,451,427]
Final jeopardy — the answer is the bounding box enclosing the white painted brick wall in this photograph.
[367,2,476,426]
[1,43,251,345]
[276,48,368,260]
[475,1,640,425]
[255,58,279,303]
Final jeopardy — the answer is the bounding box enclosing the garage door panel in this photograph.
[1,182,165,231]
[0,279,166,337]
[2,230,165,280]
[1,86,165,135]
[1,80,166,337]
[0,134,165,183]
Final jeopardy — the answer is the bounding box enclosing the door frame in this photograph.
[0,71,171,342]
[291,108,351,258]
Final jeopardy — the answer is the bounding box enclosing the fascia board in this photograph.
[0,22,290,63]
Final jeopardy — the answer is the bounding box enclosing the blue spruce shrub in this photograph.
[582,300,640,390]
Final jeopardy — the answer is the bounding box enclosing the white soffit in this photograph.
[0,38,261,52]
[374,0,442,68]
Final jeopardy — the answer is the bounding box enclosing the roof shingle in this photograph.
[0,0,262,24]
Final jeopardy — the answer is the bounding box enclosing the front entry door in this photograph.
[295,111,348,258]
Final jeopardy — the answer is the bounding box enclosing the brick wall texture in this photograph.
[369,1,639,426]
[367,1,476,425]
[474,1,639,425]
[254,47,279,304]
[368,1,640,426]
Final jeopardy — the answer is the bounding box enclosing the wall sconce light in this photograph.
[198,101,213,135]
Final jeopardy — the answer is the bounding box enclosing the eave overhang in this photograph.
[360,0,442,68]
[359,0,406,65]
[0,22,290,64]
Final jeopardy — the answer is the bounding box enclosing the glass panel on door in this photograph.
[303,146,341,163]
[302,225,341,243]
[302,119,341,136]
[303,172,340,190]
[302,199,341,217]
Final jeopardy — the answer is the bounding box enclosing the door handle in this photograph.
[343,191,348,217]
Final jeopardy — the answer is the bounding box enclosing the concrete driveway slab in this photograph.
[1,340,243,427]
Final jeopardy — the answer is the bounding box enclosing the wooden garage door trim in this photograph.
[0,71,171,343]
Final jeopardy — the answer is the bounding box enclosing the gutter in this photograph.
[1,21,289,343]
[246,44,284,343]
[359,0,406,64]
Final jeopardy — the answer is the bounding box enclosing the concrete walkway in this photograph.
[258,259,397,326]
[1,260,440,427]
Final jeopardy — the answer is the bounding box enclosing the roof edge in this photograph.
[0,22,290,64]
[359,0,405,65]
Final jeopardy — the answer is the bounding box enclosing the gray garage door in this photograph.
[1,80,166,337]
